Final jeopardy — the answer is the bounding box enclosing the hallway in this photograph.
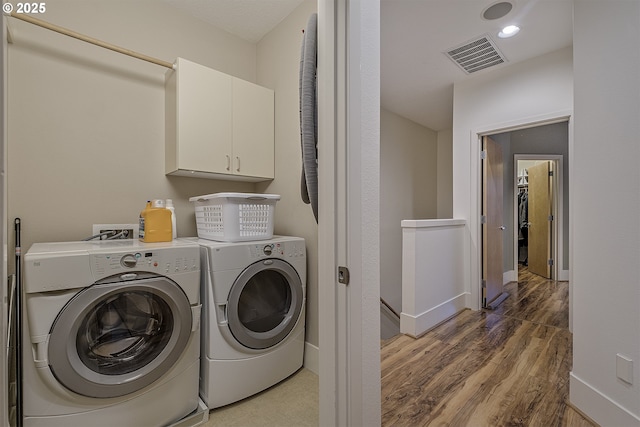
[381,270,594,426]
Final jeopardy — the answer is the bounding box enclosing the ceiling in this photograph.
[162,0,573,132]
[163,0,307,44]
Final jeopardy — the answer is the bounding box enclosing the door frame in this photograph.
[1,14,8,427]
[317,0,381,426]
[513,155,564,282]
[470,112,573,331]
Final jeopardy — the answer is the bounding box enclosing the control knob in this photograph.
[120,254,138,268]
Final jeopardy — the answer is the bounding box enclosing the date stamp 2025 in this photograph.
[3,2,47,14]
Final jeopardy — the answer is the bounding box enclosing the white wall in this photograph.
[400,219,465,337]
[570,1,640,425]
[452,47,573,309]
[256,0,319,350]
[380,108,437,313]
[7,0,259,261]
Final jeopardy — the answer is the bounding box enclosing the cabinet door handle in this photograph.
[226,155,231,171]
[236,156,240,172]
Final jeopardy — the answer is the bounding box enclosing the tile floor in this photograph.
[202,368,318,427]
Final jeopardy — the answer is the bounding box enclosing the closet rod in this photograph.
[9,12,174,69]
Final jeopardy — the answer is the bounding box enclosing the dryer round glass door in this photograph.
[227,259,304,349]
[47,275,192,398]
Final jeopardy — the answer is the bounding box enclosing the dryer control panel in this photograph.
[248,240,305,260]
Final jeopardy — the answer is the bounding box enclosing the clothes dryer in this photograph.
[186,236,306,409]
[22,240,201,427]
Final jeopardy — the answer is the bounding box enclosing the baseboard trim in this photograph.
[400,293,467,338]
[570,372,640,427]
[565,400,598,426]
[303,341,319,375]
[558,269,569,281]
[503,270,517,284]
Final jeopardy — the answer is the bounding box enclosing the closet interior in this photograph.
[517,168,528,266]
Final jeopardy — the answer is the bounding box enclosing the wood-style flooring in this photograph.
[381,267,596,427]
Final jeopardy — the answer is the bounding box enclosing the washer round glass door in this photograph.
[227,259,303,349]
[48,275,192,398]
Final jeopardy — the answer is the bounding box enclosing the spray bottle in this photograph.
[165,199,177,240]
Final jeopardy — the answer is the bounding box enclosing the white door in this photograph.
[318,1,381,426]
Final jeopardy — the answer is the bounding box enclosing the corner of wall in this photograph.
[303,341,319,375]
[436,129,453,218]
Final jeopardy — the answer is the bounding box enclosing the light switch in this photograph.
[616,353,633,384]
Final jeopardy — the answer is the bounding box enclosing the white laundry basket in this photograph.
[190,193,280,242]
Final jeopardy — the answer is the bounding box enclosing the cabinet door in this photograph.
[177,59,233,174]
[232,78,274,179]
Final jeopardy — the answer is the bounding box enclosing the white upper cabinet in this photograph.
[165,58,274,181]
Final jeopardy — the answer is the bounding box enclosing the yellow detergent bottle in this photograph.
[139,199,173,242]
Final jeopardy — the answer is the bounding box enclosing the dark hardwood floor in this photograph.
[381,267,595,427]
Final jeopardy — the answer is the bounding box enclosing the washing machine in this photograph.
[185,236,306,409]
[22,240,202,427]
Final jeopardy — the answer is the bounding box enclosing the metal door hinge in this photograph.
[480,150,487,160]
[548,215,554,221]
[481,215,487,224]
[549,170,554,177]
[548,259,554,266]
[481,280,487,289]
[338,266,350,285]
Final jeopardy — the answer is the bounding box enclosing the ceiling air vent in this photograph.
[445,35,507,74]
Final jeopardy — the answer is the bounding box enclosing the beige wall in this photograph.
[380,108,437,313]
[9,0,322,349]
[8,0,261,264]
[256,1,319,347]
[436,129,453,218]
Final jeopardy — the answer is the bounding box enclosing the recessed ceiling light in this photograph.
[482,2,513,20]
[498,25,520,38]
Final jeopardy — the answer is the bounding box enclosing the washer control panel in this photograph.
[91,248,199,278]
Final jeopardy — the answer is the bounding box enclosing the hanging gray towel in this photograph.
[299,13,318,223]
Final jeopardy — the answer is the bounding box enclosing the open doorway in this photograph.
[481,121,570,310]
[514,156,564,282]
